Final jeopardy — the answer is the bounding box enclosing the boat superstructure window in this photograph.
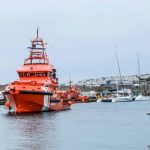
[30,72,35,77]
[18,72,48,77]
[36,72,41,77]
[43,72,47,76]
[18,72,23,77]
[18,71,55,78]
[118,91,130,96]
[36,72,48,77]
[24,72,29,77]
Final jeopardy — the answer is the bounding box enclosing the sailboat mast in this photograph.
[115,76,118,94]
[137,52,141,78]
[115,46,124,90]
[137,52,141,92]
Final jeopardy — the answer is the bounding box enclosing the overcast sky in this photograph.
[0,0,150,84]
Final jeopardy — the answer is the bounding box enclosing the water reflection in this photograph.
[5,111,59,150]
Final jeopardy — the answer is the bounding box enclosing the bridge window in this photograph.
[24,72,29,77]
[36,73,41,77]
[18,72,48,77]
[30,72,35,77]
[43,72,47,77]
[18,72,23,77]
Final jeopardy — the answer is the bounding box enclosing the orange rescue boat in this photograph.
[4,29,72,113]
[57,80,89,103]
[67,81,89,103]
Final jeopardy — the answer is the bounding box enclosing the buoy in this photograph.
[68,101,72,106]
[5,101,10,109]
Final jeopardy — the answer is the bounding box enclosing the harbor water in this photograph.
[0,101,150,150]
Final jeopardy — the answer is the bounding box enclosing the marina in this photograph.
[0,1,150,149]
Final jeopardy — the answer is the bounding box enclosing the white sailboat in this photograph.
[100,47,133,102]
[133,53,150,101]
[114,47,133,102]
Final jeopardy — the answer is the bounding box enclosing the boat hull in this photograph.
[116,96,133,102]
[101,97,117,102]
[135,96,150,101]
[4,91,71,113]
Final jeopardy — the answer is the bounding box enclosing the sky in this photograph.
[0,0,150,84]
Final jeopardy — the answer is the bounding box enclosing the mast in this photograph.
[137,52,141,93]
[137,52,141,80]
[115,45,124,90]
[36,27,39,39]
[69,76,73,91]
[115,76,118,94]
[24,28,49,65]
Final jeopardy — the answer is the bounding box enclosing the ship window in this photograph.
[24,72,29,77]
[43,72,47,77]
[39,73,42,76]
[18,72,23,77]
[36,73,40,77]
[35,72,48,77]
[30,72,35,77]
[36,72,42,77]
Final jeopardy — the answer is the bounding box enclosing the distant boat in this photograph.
[98,48,133,103]
[97,90,117,102]
[100,97,117,102]
[65,80,89,103]
[100,89,133,103]
[116,89,133,102]
[97,98,101,102]
[0,91,6,105]
[113,47,133,102]
[132,93,150,101]
[89,91,97,99]
[132,53,150,101]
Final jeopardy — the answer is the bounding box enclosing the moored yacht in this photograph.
[115,89,133,102]
[132,93,150,101]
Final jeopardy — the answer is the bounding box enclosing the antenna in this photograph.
[36,26,39,39]
[137,52,141,87]
[137,52,141,77]
[69,75,72,91]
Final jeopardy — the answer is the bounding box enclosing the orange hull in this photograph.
[4,92,71,113]
[71,98,89,103]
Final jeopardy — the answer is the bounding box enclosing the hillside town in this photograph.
[60,74,150,95]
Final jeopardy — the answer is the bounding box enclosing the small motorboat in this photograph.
[132,93,150,101]
[0,91,6,105]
